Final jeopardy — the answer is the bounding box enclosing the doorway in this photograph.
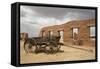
[58,30,64,42]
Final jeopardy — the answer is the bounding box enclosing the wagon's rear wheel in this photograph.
[44,42,58,54]
[44,45,51,54]
[52,46,59,53]
[34,45,39,53]
[57,44,61,52]
[51,42,58,52]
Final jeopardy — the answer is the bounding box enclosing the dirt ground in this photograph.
[20,40,95,64]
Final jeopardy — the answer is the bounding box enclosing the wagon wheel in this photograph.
[45,42,58,54]
[30,45,36,53]
[35,44,46,53]
[24,43,36,53]
[56,43,61,52]
[24,43,30,53]
[52,42,57,53]
[50,42,62,53]
[52,42,59,53]
[44,45,51,54]
[34,45,41,53]
[35,43,42,54]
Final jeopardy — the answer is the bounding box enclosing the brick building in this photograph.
[39,19,96,46]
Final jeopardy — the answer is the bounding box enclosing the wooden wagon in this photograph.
[24,36,64,54]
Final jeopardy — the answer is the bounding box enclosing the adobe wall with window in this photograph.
[39,19,95,46]
[63,19,95,46]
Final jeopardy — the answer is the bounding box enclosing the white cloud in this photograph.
[20,6,95,37]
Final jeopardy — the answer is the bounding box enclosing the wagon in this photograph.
[24,36,64,54]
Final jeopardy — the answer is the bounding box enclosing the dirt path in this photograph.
[20,40,95,64]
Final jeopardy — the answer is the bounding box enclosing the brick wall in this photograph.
[39,19,95,46]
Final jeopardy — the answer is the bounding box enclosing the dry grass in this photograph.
[20,40,95,64]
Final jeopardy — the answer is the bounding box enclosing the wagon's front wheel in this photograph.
[24,43,30,53]
[31,45,36,53]
[24,43,36,53]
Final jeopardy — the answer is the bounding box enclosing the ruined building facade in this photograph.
[39,19,96,46]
